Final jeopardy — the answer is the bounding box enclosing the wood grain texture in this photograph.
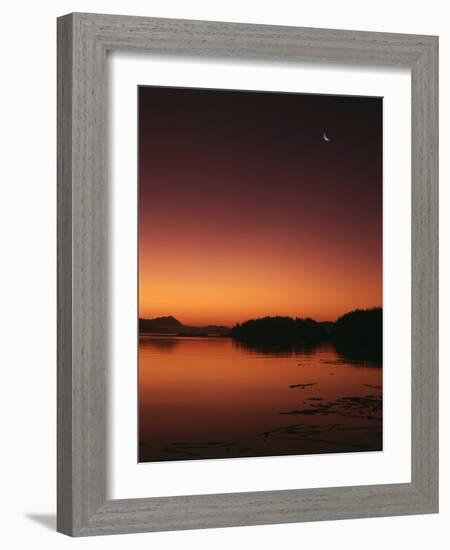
[57,13,73,535]
[57,12,439,536]
[410,37,439,505]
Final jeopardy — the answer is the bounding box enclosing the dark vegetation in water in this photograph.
[280,394,382,421]
[141,402,383,460]
[141,399,383,460]
[259,421,381,451]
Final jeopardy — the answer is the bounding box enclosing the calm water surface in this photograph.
[139,336,382,462]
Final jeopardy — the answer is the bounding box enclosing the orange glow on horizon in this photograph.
[138,226,382,326]
[138,87,382,327]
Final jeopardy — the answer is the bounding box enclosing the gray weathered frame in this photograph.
[57,12,438,536]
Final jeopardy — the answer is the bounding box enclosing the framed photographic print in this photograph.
[137,86,383,463]
[57,13,438,536]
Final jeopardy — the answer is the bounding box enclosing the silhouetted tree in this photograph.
[232,316,327,344]
[332,308,382,363]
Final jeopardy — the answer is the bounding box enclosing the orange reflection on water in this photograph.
[139,336,382,462]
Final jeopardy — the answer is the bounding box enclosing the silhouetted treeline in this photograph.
[332,308,382,363]
[231,309,382,364]
[232,316,327,344]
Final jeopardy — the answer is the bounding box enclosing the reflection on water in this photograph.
[232,339,321,358]
[139,336,382,462]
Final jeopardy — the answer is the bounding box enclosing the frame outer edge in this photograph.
[58,12,109,536]
[411,37,439,509]
[73,12,109,534]
[57,12,439,536]
[73,11,428,65]
[57,13,74,536]
[78,484,429,536]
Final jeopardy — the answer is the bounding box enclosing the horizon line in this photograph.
[139,306,383,328]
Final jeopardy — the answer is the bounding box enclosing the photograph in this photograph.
[138,85,383,463]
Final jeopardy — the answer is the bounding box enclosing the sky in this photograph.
[138,86,382,327]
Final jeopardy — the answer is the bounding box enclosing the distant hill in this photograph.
[139,316,231,336]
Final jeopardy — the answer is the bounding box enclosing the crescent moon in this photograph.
[323,132,331,142]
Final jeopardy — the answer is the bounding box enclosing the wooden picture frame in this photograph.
[57,12,438,536]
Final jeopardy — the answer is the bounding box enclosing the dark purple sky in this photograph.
[139,86,382,325]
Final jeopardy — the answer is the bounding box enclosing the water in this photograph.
[139,335,382,462]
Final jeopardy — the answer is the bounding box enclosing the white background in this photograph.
[109,54,411,498]
[0,1,447,549]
